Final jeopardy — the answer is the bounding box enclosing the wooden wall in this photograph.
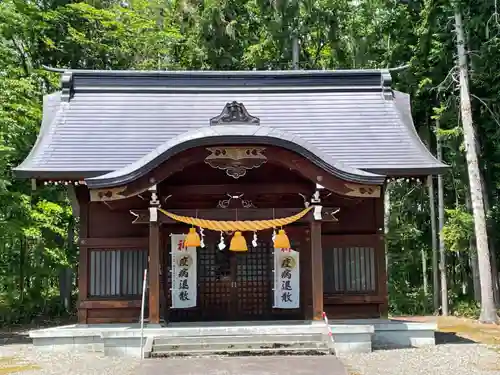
[320,193,387,319]
[77,186,149,324]
[76,160,387,324]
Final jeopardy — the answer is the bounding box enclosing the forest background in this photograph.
[1,0,499,325]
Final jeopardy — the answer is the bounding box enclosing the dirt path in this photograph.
[393,315,500,345]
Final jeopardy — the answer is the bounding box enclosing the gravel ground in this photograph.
[0,344,140,375]
[340,344,500,375]
[1,343,500,375]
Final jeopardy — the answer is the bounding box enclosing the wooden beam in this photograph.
[163,183,313,196]
[323,295,385,305]
[322,234,379,247]
[310,219,323,320]
[80,300,141,309]
[130,207,341,224]
[80,237,148,249]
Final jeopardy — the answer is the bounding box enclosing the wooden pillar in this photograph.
[310,210,324,320]
[77,186,89,324]
[148,186,161,324]
[376,186,389,317]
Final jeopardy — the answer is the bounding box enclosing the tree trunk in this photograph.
[454,7,498,323]
[60,217,74,312]
[19,236,25,303]
[291,0,299,70]
[465,27,500,307]
[479,176,500,306]
[436,119,448,316]
[422,246,429,296]
[428,175,439,310]
[465,193,481,301]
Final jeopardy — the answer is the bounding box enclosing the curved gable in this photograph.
[85,125,385,189]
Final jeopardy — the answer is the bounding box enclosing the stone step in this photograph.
[153,333,325,346]
[152,324,328,337]
[151,346,331,358]
[152,340,328,353]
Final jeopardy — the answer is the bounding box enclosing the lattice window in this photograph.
[323,246,376,293]
[89,249,147,297]
[235,241,273,318]
[198,243,232,318]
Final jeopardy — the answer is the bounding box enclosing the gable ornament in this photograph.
[210,101,260,126]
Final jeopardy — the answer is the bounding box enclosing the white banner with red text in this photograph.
[171,234,197,308]
[273,248,300,309]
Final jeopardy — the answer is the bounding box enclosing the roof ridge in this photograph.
[44,66,389,76]
[57,69,392,102]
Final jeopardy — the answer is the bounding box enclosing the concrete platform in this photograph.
[330,319,437,349]
[28,318,436,358]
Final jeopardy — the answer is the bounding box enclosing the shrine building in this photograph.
[15,69,446,325]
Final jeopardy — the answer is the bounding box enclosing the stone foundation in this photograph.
[28,319,436,357]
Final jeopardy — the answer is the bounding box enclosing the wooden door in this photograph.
[198,242,234,321]
[233,236,274,320]
[196,232,275,321]
[232,227,306,321]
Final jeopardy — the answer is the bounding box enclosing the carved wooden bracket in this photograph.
[130,210,149,224]
[344,183,381,198]
[204,146,267,179]
[89,186,127,201]
[210,101,260,125]
[323,207,341,222]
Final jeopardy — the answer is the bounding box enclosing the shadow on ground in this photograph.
[0,333,31,346]
[0,316,75,347]
[435,331,477,345]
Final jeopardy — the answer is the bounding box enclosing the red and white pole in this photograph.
[322,311,335,347]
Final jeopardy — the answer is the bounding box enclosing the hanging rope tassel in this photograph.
[218,231,226,251]
[252,232,258,248]
[199,227,205,248]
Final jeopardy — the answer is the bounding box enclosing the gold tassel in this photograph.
[229,231,248,252]
[184,227,201,247]
[273,229,291,249]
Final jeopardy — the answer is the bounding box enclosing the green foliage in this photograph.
[452,300,480,319]
[442,207,474,252]
[389,285,434,316]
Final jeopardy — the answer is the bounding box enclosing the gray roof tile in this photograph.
[15,69,447,181]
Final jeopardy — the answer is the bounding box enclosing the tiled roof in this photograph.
[15,69,447,184]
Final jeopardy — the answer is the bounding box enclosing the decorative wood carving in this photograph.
[288,156,381,198]
[204,147,267,179]
[217,193,257,208]
[130,210,149,224]
[210,101,260,125]
[344,183,381,198]
[89,186,127,201]
[323,207,341,222]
